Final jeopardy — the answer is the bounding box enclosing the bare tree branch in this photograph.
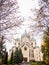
[0,0,23,32]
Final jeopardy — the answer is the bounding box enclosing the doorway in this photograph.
[23,57,27,62]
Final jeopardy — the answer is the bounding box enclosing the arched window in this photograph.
[24,46,27,51]
[32,50,34,57]
[18,43,20,45]
[15,42,16,45]
[31,43,33,45]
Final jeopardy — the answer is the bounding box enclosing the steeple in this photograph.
[25,30,27,35]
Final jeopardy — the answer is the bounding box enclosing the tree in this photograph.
[30,0,49,36]
[0,0,3,6]
[0,35,4,62]
[3,48,8,64]
[10,50,13,64]
[0,0,23,32]
[0,0,23,45]
[36,0,49,26]
[41,26,49,65]
[13,48,23,64]
[19,48,23,63]
[13,48,20,64]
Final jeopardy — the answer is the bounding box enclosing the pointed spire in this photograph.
[25,30,27,34]
[25,30,27,33]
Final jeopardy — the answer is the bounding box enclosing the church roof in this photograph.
[21,43,30,48]
[31,37,36,42]
[21,30,30,38]
[15,38,20,41]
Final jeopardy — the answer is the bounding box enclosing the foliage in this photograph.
[30,62,44,65]
[0,0,3,6]
[0,35,5,62]
[3,48,8,64]
[41,26,49,65]
[10,50,14,64]
[18,48,23,63]
[13,48,23,64]
[31,0,49,35]
[0,0,23,32]
[43,0,48,3]
[37,61,44,65]
[13,48,19,64]
[30,62,37,65]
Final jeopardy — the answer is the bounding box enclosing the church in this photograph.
[9,31,43,62]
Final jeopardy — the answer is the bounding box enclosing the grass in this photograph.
[30,62,44,65]
[30,62,38,65]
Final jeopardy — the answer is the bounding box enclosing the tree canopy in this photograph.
[13,48,23,64]
[0,0,23,32]
[0,36,5,61]
[41,26,49,65]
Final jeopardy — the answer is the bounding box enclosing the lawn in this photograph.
[30,62,44,65]
[30,62,38,65]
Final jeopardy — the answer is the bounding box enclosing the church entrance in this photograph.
[22,45,29,62]
[23,57,27,62]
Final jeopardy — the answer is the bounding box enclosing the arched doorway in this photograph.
[22,45,29,62]
[23,57,27,62]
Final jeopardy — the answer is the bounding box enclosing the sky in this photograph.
[18,0,39,18]
[3,0,43,52]
[17,0,41,46]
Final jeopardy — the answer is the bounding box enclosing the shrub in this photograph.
[37,61,45,65]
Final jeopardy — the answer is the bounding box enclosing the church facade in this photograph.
[9,32,43,62]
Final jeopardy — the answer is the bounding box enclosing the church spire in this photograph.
[25,30,27,34]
